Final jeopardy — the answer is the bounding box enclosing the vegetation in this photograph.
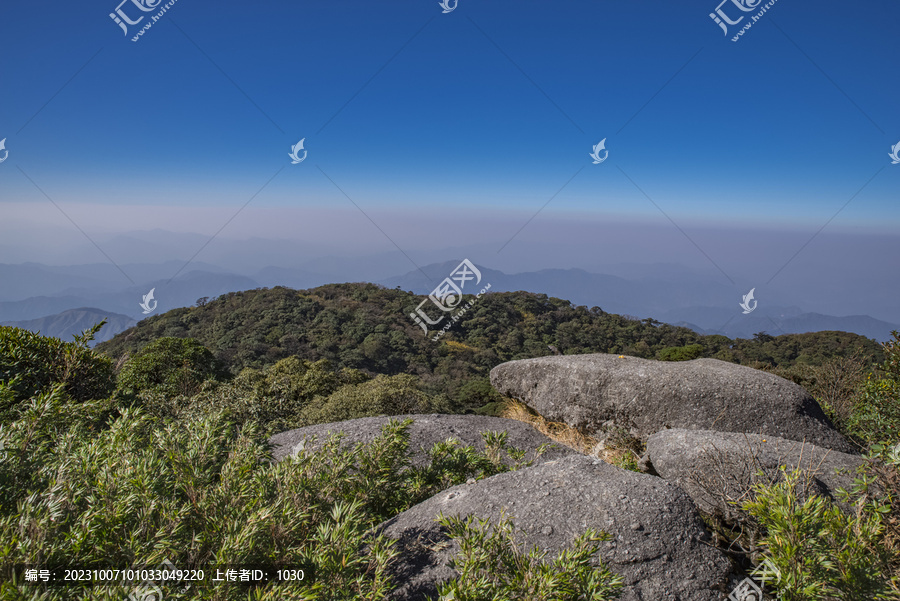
[96,285,884,408]
[2,284,899,601]
[657,343,705,362]
[744,466,898,600]
[435,513,623,600]
[712,331,900,600]
[0,382,565,598]
[0,323,114,421]
[846,334,900,446]
[115,336,230,399]
[0,323,622,599]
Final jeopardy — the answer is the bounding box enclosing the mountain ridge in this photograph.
[3,261,897,342]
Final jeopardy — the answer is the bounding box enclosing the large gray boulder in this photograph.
[268,414,574,465]
[490,354,855,453]
[643,429,865,520]
[377,454,732,601]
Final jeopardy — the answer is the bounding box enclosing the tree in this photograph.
[658,344,704,362]
[116,337,229,399]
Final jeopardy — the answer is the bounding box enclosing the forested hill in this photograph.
[96,284,884,398]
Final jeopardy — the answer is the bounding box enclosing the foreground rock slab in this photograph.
[377,454,732,601]
[644,429,865,520]
[268,414,575,465]
[490,354,854,453]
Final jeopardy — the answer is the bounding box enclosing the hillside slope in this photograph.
[96,284,884,399]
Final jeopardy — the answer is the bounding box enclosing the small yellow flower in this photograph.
[618,355,625,358]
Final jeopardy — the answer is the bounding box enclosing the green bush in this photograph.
[847,332,900,446]
[0,384,547,601]
[742,467,898,601]
[657,344,704,362]
[435,513,623,600]
[300,374,451,426]
[185,357,367,433]
[116,337,229,400]
[455,377,504,412]
[0,323,114,420]
[849,378,900,446]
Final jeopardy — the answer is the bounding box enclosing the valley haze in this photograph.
[1,222,898,343]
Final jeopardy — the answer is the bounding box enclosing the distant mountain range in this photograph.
[1,260,897,343]
[380,261,900,342]
[1,308,137,346]
[0,267,259,322]
[668,312,899,342]
[379,261,737,318]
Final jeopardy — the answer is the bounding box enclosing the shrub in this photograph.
[300,374,450,426]
[0,323,114,419]
[185,357,367,433]
[742,467,898,601]
[435,513,623,600]
[116,337,229,400]
[0,388,545,600]
[847,332,900,447]
[455,377,504,412]
[803,354,868,428]
[657,344,704,362]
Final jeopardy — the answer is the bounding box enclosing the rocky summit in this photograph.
[490,353,855,453]
[260,353,871,599]
[377,454,733,601]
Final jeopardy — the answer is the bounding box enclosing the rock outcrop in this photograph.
[490,354,854,453]
[378,454,732,601]
[268,414,574,466]
[643,429,865,519]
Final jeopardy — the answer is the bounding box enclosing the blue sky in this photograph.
[0,0,898,287]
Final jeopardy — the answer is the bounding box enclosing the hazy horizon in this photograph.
[2,0,898,329]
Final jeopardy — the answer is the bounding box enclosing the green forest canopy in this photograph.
[97,284,885,402]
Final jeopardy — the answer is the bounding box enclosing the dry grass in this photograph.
[495,398,641,468]
[497,398,597,453]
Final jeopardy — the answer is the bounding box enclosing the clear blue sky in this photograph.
[1,0,897,215]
